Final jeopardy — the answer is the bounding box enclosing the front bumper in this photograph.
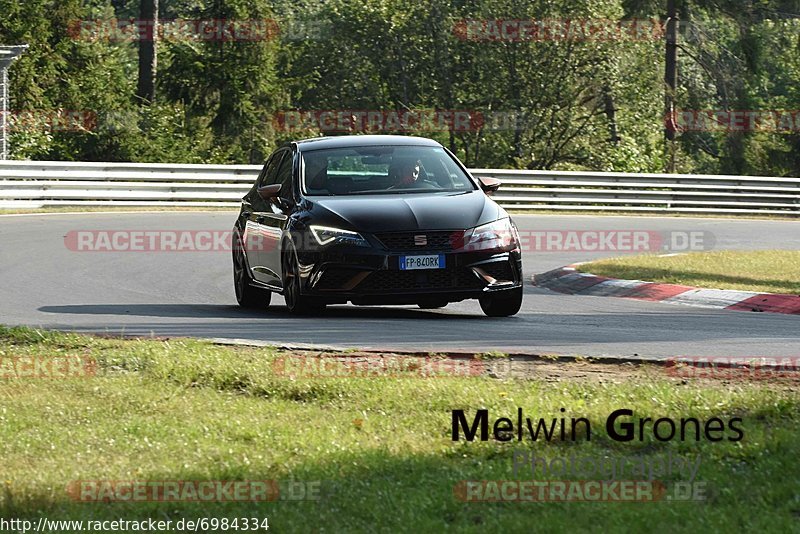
[296,240,523,305]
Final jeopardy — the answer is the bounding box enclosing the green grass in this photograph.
[0,326,798,532]
[578,250,800,294]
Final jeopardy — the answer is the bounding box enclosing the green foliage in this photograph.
[1,0,800,175]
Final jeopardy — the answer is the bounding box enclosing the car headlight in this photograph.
[310,225,370,247]
[457,218,519,252]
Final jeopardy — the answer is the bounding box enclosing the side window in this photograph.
[275,151,294,200]
[261,150,287,187]
[253,155,272,191]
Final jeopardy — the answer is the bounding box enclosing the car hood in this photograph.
[308,190,502,232]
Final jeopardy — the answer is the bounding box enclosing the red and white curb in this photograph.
[532,264,800,315]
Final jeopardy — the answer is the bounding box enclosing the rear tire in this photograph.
[479,287,523,317]
[233,234,271,309]
[282,246,325,315]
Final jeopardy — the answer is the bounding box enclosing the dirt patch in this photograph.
[272,349,800,391]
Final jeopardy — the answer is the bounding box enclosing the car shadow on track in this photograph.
[37,303,488,320]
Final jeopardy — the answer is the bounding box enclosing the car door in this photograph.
[261,148,296,284]
[244,150,285,286]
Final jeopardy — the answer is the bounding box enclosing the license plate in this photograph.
[399,254,446,270]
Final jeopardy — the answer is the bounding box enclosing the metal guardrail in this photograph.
[0,160,798,215]
[475,168,800,215]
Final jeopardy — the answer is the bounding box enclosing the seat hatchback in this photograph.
[232,135,523,316]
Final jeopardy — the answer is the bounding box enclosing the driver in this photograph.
[391,158,423,188]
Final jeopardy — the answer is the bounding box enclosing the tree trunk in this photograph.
[664,0,678,171]
[136,0,158,105]
[603,84,619,144]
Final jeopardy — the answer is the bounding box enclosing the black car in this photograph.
[232,135,523,316]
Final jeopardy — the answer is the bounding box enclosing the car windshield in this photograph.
[301,145,477,196]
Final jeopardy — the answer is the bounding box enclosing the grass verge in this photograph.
[0,326,798,532]
[577,250,800,294]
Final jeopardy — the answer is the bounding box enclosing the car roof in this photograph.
[294,135,442,152]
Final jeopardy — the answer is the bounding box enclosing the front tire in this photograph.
[479,287,523,317]
[282,246,325,315]
[233,234,271,309]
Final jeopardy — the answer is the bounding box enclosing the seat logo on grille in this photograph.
[414,235,428,246]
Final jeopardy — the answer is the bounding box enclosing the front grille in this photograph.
[477,261,515,282]
[357,268,482,292]
[375,231,461,252]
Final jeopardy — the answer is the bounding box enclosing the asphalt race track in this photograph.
[1,212,798,360]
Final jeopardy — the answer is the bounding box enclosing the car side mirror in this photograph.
[257,183,282,201]
[275,196,294,211]
[477,176,501,195]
